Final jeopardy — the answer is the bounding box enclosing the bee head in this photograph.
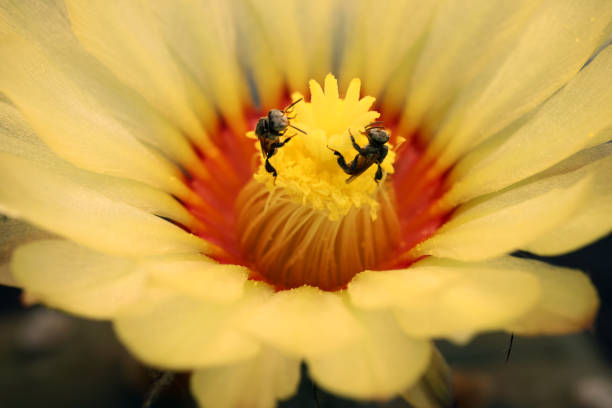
[368,128,389,144]
[268,109,289,133]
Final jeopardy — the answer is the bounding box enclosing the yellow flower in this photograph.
[1,0,611,407]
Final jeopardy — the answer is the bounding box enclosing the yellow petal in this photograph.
[500,257,598,335]
[428,0,612,168]
[0,0,212,177]
[11,240,144,319]
[229,1,283,109]
[147,0,248,132]
[416,159,593,261]
[145,255,248,304]
[191,347,300,408]
[0,0,73,51]
[243,0,336,95]
[307,309,430,400]
[401,0,540,132]
[524,144,612,255]
[591,125,612,147]
[0,35,197,200]
[402,347,453,408]
[240,286,365,358]
[0,153,208,258]
[0,101,200,228]
[1,215,51,266]
[339,0,437,98]
[0,263,15,287]
[447,47,612,204]
[348,257,540,339]
[114,283,269,370]
[64,0,214,148]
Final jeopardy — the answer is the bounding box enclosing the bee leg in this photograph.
[327,146,351,173]
[374,164,384,183]
[264,141,290,181]
[348,130,366,154]
[265,157,278,179]
[271,136,293,149]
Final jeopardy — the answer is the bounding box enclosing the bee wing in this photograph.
[258,136,273,158]
[345,155,373,183]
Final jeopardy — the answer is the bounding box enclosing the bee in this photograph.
[328,121,389,183]
[255,98,306,179]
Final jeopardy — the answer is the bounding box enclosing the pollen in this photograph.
[247,73,397,220]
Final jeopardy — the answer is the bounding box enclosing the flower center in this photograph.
[236,74,402,290]
[186,74,449,293]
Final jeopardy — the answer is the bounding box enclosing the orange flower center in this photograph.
[184,76,450,292]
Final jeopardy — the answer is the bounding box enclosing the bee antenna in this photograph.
[289,124,307,134]
[283,97,303,112]
[366,121,384,128]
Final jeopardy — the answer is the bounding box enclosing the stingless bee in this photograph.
[328,121,390,183]
[255,98,306,179]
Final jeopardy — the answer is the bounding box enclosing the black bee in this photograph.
[255,98,306,179]
[328,121,389,183]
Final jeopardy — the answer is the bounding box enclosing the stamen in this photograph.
[236,179,400,290]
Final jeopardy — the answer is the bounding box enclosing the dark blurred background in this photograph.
[0,234,611,408]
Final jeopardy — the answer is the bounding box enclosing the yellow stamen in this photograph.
[246,73,397,220]
[236,179,400,291]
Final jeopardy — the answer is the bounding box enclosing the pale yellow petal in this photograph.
[589,125,612,148]
[400,0,540,132]
[339,0,438,98]
[1,215,51,266]
[0,153,208,258]
[0,263,15,287]
[191,347,300,408]
[147,0,248,133]
[503,258,598,335]
[402,347,453,408]
[348,257,540,338]
[0,101,200,228]
[307,309,430,400]
[447,47,612,204]
[0,0,73,51]
[0,35,198,201]
[144,255,248,304]
[240,286,365,358]
[0,0,210,178]
[11,240,144,319]
[230,1,283,109]
[415,159,593,261]
[243,0,337,95]
[114,283,269,370]
[524,144,612,255]
[64,0,214,149]
[428,0,612,168]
